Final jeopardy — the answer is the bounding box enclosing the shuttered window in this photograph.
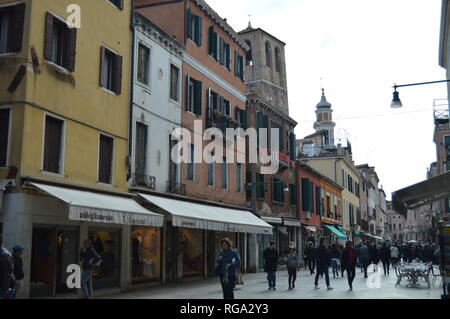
[272,178,284,203]
[207,158,214,187]
[108,0,124,9]
[0,3,25,54]
[235,108,247,129]
[222,157,228,189]
[219,38,231,69]
[186,10,202,46]
[43,116,64,174]
[234,50,244,80]
[100,46,122,94]
[236,163,242,193]
[289,132,296,161]
[0,109,10,167]
[275,46,282,73]
[271,121,283,152]
[315,186,322,216]
[208,26,218,60]
[187,144,195,181]
[289,184,296,206]
[256,172,265,199]
[44,12,77,72]
[186,75,202,115]
[98,135,114,184]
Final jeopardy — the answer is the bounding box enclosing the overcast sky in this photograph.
[207,0,447,200]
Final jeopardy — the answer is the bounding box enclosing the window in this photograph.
[208,26,218,60]
[187,10,202,46]
[0,3,25,54]
[275,46,281,73]
[98,135,114,184]
[222,157,228,189]
[185,75,202,115]
[0,108,11,167]
[100,46,123,94]
[256,112,269,148]
[256,173,265,199]
[289,184,296,206]
[137,43,150,86]
[272,178,284,203]
[265,41,272,67]
[271,121,283,152]
[234,50,244,80]
[315,186,322,216]
[43,116,64,174]
[236,163,242,192]
[207,153,214,187]
[135,122,148,178]
[108,0,124,9]
[170,64,180,102]
[222,99,230,117]
[235,107,247,129]
[244,40,252,65]
[219,38,231,70]
[187,144,195,181]
[44,12,77,72]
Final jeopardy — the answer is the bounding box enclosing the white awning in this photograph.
[261,216,283,225]
[305,226,317,232]
[29,183,164,227]
[0,179,15,213]
[138,193,273,234]
[283,218,302,227]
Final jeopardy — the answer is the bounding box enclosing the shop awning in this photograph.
[304,226,317,232]
[324,224,347,240]
[138,193,273,234]
[392,171,450,217]
[361,232,383,241]
[29,183,164,227]
[283,217,301,227]
[353,230,361,236]
[260,216,283,225]
[337,225,349,233]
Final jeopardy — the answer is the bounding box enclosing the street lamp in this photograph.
[390,80,450,109]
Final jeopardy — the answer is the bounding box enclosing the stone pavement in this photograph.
[104,266,442,299]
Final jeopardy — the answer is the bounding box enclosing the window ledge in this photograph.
[101,87,118,96]
[41,170,65,178]
[45,61,76,87]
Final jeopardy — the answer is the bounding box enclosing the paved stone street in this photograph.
[105,267,442,299]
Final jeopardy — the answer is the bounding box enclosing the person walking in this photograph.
[12,246,25,298]
[286,244,299,290]
[79,239,101,299]
[390,243,399,266]
[380,243,391,275]
[263,241,279,291]
[329,244,341,279]
[341,241,357,291]
[0,235,15,299]
[216,238,241,300]
[314,238,333,291]
[304,242,316,275]
[370,243,380,272]
[359,242,371,278]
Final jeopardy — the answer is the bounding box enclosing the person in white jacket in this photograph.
[390,244,399,266]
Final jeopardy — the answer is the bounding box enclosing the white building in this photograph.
[129,14,184,193]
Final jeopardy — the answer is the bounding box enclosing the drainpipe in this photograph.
[128,0,136,182]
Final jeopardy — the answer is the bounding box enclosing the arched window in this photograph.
[245,40,252,66]
[275,46,281,72]
[265,41,272,67]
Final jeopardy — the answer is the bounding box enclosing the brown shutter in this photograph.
[43,117,63,173]
[115,54,122,95]
[67,28,77,72]
[99,46,106,88]
[44,12,54,61]
[0,109,10,167]
[99,135,113,184]
[8,3,26,53]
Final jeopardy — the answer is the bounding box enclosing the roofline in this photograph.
[238,27,287,46]
[192,0,250,51]
[247,93,297,127]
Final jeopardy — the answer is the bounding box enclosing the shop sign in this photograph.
[69,206,162,226]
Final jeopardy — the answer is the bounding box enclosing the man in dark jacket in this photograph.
[12,245,25,298]
[263,241,278,291]
[216,238,241,300]
[359,242,371,278]
[341,241,357,291]
[380,243,391,275]
[304,242,316,275]
[80,239,101,299]
[0,235,14,299]
[315,238,333,290]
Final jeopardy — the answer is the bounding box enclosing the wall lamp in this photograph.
[391,80,450,109]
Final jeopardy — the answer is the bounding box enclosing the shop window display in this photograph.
[180,228,204,277]
[88,230,120,289]
[131,227,161,283]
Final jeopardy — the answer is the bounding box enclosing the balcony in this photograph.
[166,181,186,196]
[130,174,156,190]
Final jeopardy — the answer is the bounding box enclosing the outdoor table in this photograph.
[400,263,431,288]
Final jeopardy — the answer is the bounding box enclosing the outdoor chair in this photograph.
[431,265,443,288]
[394,264,409,287]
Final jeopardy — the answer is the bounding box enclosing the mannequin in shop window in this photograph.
[132,232,144,277]
[90,233,104,256]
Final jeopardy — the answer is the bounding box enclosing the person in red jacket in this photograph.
[341,241,357,291]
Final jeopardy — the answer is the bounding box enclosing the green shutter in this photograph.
[309,181,314,213]
[315,186,321,215]
[185,74,190,111]
[239,56,244,80]
[186,9,192,40]
[208,26,214,55]
[194,80,202,115]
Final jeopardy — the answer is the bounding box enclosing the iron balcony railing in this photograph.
[130,174,156,190]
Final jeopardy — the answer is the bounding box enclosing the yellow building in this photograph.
[0,0,164,298]
[303,150,361,235]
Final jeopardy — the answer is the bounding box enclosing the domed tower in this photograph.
[313,88,336,148]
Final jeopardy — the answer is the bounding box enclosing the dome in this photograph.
[316,88,332,109]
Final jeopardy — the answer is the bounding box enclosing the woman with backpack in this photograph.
[287,244,299,290]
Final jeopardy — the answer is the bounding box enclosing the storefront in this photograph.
[137,194,273,281]
[323,224,347,245]
[4,182,164,298]
[131,226,162,284]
